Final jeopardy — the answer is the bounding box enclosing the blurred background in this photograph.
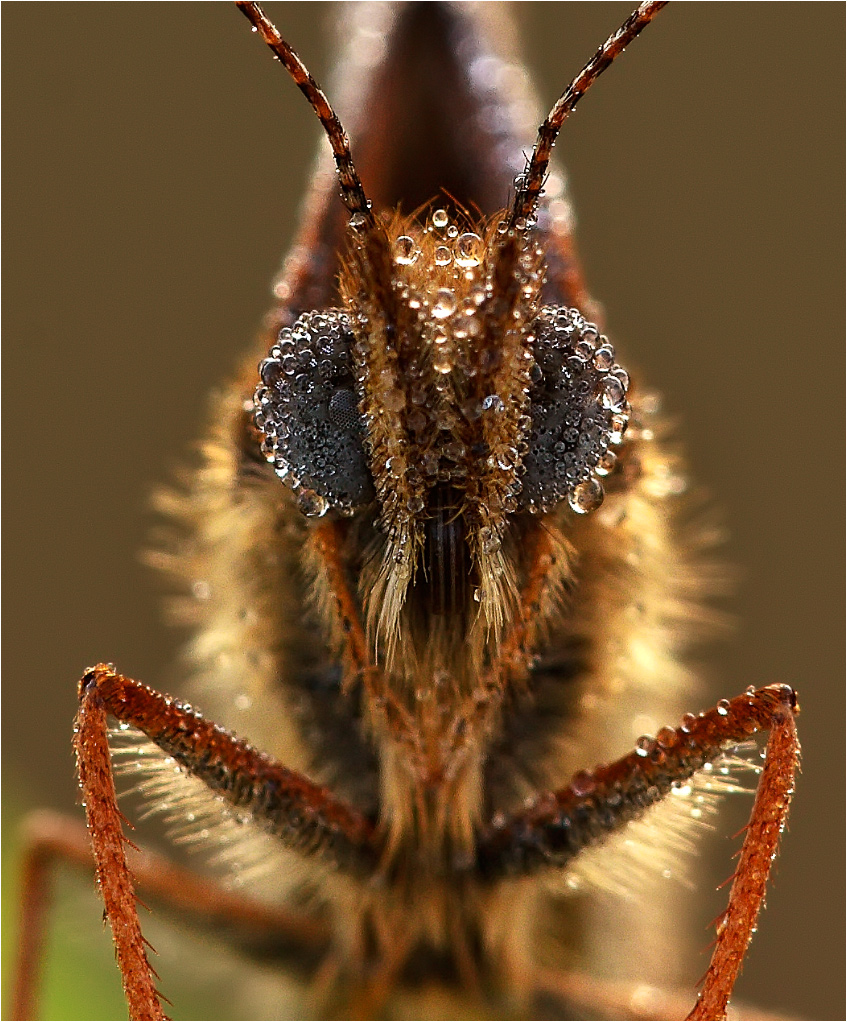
[3,3,843,1019]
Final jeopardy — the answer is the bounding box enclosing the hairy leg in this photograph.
[72,663,381,1019]
[475,684,799,1021]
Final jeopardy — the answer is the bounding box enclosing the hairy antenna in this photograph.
[511,0,667,226]
[236,1,374,224]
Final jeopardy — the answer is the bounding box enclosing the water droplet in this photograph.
[348,212,367,232]
[481,394,505,413]
[393,235,418,265]
[595,451,617,477]
[568,477,604,514]
[679,712,697,734]
[434,245,452,266]
[575,338,596,360]
[432,288,456,319]
[407,408,427,432]
[384,456,404,478]
[479,526,500,554]
[570,770,596,796]
[716,698,731,716]
[745,685,756,697]
[406,495,425,514]
[455,232,483,267]
[432,208,449,229]
[635,735,654,757]
[599,375,626,411]
[656,726,679,749]
[609,413,628,444]
[383,388,407,413]
[447,224,459,239]
[297,489,328,518]
[593,345,615,371]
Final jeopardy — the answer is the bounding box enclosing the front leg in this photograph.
[475,684,800,1021]
[74,663,382,1020]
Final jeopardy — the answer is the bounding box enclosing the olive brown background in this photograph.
[3,4,843,1019]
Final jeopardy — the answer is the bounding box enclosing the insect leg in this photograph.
[75,674,166,1021]
[10,811,100,1021]
[686,697,800,1021]
[310,521,418,745]
[9,810,332,1021]
[475,686,799,1018]
[533,967,784,1022]
[74,663,383,1019]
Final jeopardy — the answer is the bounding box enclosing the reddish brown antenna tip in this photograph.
[511,0,668,226]
[236,1,374,224]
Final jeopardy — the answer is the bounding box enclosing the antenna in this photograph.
[236,1,374,224]
[510,1,667,227]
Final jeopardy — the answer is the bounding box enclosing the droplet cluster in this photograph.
[383,217,490,407]
[341,207,541,549]
[521,306,630,514]
[253,310,373,516]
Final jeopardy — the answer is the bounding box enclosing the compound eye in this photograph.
[253,310,373,517]
[521,306,630,514]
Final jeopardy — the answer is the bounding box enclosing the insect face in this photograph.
[4,4,841,1021]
